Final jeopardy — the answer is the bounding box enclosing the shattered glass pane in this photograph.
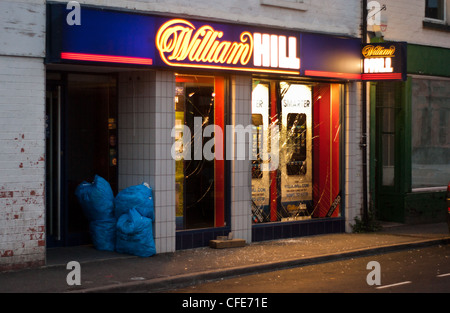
[174,75,221,230]
[251,80,342,223]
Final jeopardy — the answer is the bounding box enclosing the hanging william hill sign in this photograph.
[361,42,407,81]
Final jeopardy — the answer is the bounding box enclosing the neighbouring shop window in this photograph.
[251,80,341,223]
[425,0,446,21]
[174,75,225,230]
[411,77,450,189]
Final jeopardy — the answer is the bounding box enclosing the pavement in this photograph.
[0,222,449,293]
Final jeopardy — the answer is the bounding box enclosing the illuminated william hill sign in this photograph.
[155,19,301,74]
[361,42,407,81]
[363,45,395,72]
[47,4,365,80]
[156,20,254,67]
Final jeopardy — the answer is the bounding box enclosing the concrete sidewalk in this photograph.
[0,222,449,293]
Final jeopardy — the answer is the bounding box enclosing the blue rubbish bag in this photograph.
[74,175,115,221]
[89,218,116,252]
[114,183,154,220]
[116,208,156,257]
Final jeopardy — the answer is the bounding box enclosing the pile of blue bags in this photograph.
[115,183,155,257]
[75,175,156,257]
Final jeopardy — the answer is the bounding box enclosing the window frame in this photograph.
[424,0,447,24]
[260,0,310,11]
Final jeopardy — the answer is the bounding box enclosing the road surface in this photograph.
[167,245,450,293]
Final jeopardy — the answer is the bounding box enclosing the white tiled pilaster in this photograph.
[118,70,176,253]
[344,81,364,232]
[230,75,253,243]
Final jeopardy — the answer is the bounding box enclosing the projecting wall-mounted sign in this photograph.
[361,42,407,81]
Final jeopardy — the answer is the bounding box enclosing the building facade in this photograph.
[366,0,450,224]
[0,0,368,271]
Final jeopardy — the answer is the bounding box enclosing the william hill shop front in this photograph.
[45,3,364,252]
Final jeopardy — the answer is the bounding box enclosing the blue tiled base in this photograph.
[251,218,345,242]
[176,227,231,250]
[175,218,344,250]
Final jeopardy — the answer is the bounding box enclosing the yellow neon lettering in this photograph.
[155,19,299,75]
[206,39,221,63]
[200,31,221,62]
[215,41,231,63]
[362,45,396,58]
[156,19,252,67]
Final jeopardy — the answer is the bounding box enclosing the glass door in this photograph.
[372,81,406,222]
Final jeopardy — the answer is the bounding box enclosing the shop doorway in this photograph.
[46,73,118,247]
[371,81,406,223]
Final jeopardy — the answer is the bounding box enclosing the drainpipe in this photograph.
[361,0,369,227]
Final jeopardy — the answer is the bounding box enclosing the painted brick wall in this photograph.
[0,1,46,271]
[52,0,362,37]
[0,0,45,57]
[372,0,450,49]
[0,56,46,271]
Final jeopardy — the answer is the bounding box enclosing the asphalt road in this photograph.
[167,245,450,293]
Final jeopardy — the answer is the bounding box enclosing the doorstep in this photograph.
[209,238,246,249]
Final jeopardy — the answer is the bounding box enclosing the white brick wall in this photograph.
[0,56,46,271]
